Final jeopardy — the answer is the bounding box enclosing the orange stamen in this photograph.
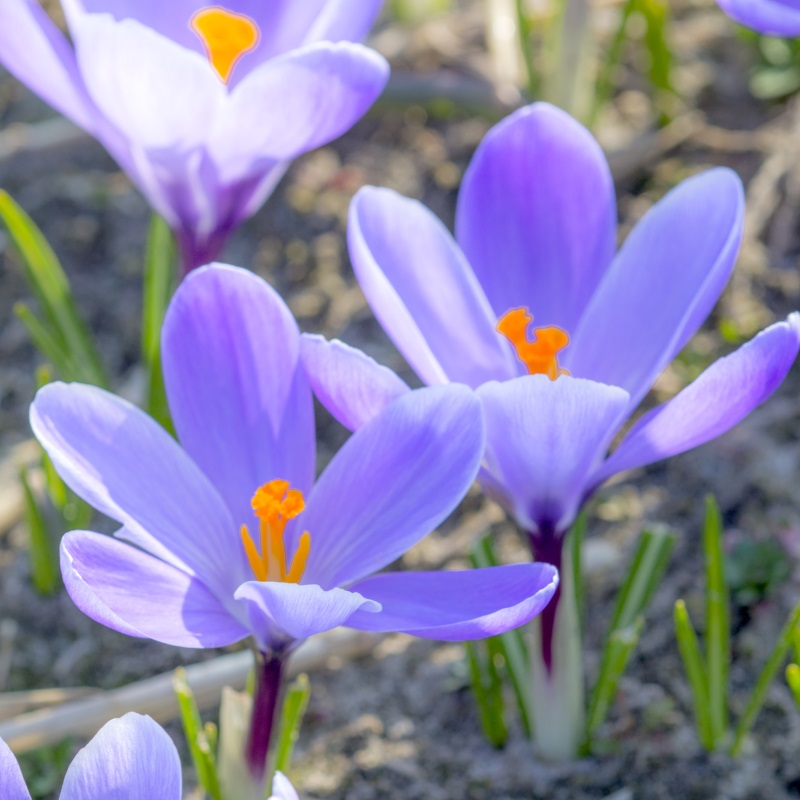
[496,307,570,381]
[241,480,311,583]
[190,6,259,84]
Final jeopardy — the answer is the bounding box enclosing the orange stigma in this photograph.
[190,6,259,84]
[240,480,311,583]
[496,307,570,381]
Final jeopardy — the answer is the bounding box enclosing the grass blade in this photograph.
[466,639,507,747]
[731,602,800,756]
[703,495,730,745]
[273,674,311,774]
[587,528,674,742]
[173,667,222,800]
[141,215,177,432]
[587,619,643,738]
[18,465,59,596]
[786,664,800,710]
[471,535,533,737]
[0,190,107,386]
[674,599,714,750]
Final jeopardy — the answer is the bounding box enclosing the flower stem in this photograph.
[528,527,584,760]
[245,650,284,782]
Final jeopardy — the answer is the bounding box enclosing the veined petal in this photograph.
[234,581,379,648]
[163,264,315,525]
[477,375,630,533]
[568,168,745,410]
[456,103,617,332]
[0,737,30,800]
[210,42,388,180]
[349,186,516,387]
[30,382,242,593]
[60,714,181,800]
[270,772,300,800]
[302,385,485,588]
[300,334,411,431]
[0,0,97,132]
[594,314,800,484]
[346,563,558,640]
[717,0,800,35]
[61,531,248,648]
[72,14,225,152]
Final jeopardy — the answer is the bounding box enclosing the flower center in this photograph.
[240,480,311,583]
[190,6,260,84]
[496,307,570,381]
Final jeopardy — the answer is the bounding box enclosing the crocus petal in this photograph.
[717,0,800,35]
[210,42,389,179]
[303,0,384,46]
[594,313,800,484]
[567,168,745,409]
[72,14,225,153]
[270,771,300,800]
[30,382,242,593]
[234,581,379,647]
[0,737,30,800]
[163,263,315,525]
[346,563,558,640]
[455,103,617,332]
[349,186,517,387]
[61,530,248,648]
[0,0,96,132]
[60,714,181,800]
[477,375,630,533]
[300,334,411,431]
[302,385,485,588]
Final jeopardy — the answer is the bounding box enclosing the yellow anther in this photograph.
[241,480,311,584]
[190,6,259,84]
[497,307,570,381]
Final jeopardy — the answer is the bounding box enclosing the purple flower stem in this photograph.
[528,524,562,674]
[245,650,285,782]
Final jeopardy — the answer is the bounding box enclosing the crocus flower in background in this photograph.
[301,101,800,758]
[1,713,181,798]
[716,0,800,36]
[0,1,389,273]
[271,772,300,800]
[31,263,558,782]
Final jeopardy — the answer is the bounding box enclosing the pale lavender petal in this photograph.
[61,714,181,800]
[210,43,388,179]
[300,334,410,431]
[349,186,516,387]
[347,563,558,640]
[456,103,617,332]
[477,375,630,533]
[717,0,800,35]
[163,263,315,527]
[61,530,248,648]
[30,382,243,593]
[302,385,484,588]
[0,0,97,132]
[567,168,745,409]
[270,772,300,800]
[594,313,800,484]
[302,0,383,46]
[0,737,30,800]
[234,582,379,648]
[72,14,225,152]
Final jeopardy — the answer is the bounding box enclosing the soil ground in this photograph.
[3,1,800,797]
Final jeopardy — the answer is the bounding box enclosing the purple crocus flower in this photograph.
[0,1,389,273]
[31,263,557,779]
[1,713,181,798]
[300,102,800,757]
[271,772,300,800]
[716,0,800,36]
